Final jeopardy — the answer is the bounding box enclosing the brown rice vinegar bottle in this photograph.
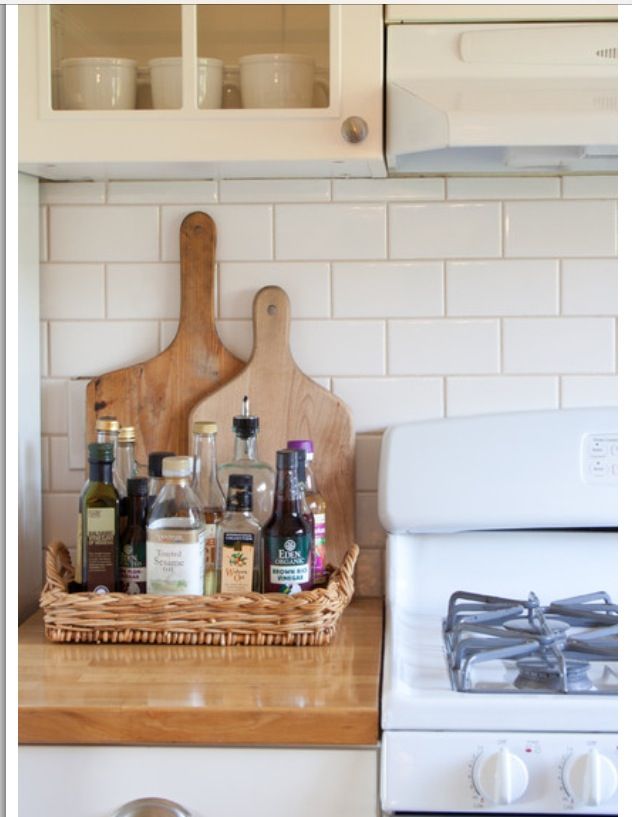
[263,449,314,595]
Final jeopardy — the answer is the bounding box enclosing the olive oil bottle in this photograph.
[81,442,120,593]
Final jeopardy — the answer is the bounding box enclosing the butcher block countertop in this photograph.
[19,599,383,747]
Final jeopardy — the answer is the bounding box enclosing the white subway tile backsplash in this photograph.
[334,377,443,432]
[355,434,382,492]
[446,376,558,416]
[68,379,89,469]
[219,262,330,318]
[50,436,85,491]
[503,318,615,374]
[40,321,49,377]
[161,205,273,262]
[41,379,69,435]
[562,176,618,199]
[355,493,385,548]
[159,320,180,351]
[275,204,386,260]
[41,181,107,205]
[291,320,386,376]
[561,375,618,407]
[504,201,617,258]
[40,264,105,319]
[561,259,617,316]
[106,264,180,319]
[43,492,79,551]
[50,206,160,262]
[41,437,50,492]
[108,181,218,204]
[215,319,253,361]
[446,260,558,316]
[333,262,443,318]
[49,321,160,377]
[390,203,501,259]
[447,177,560,200]
[39,206,48,262]
[219,179,331,203]
[389,319,500,375]
[333,178,444,201]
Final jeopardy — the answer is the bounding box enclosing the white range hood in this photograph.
[386,21,617,174]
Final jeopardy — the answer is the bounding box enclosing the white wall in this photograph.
[38,175,618,596]
[19,173,43,621]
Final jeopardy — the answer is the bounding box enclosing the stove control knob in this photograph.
[563,748,618,806]
[473,747,529,805]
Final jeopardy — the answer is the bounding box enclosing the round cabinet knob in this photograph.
[563,748,618,806]
[112,798,191,817]
[341,116,369,143]
[473,746,529,805]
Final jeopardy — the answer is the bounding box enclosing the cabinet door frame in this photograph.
[20,4,386,178]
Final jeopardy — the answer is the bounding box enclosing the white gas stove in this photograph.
[378,409,617,815]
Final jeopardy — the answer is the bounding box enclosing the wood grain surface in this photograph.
[85,212,243,465]
[189,286,355,567]
[19,600,383,747]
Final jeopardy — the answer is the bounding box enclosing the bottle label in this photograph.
[312,512,327,582]
[75,512,83,585]
[146,522,205,595]
[120,543,146,594]
[220,532,255,594]
[266,534,312,594]
[204,521,218,573]
[85,507,117,592]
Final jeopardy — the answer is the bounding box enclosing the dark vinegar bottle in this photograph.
[119,476,148,594]
[263,449,314,594]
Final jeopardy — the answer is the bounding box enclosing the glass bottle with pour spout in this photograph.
[191,421,225,595]
[218,396,275,527]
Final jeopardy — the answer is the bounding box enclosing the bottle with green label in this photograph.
[216,474,262,594]
[81,442,120,593]
[146,456,205,596]
[263,449,314,595]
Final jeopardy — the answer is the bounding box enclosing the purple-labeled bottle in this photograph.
[287,439,327,586]
[263,449,314,594]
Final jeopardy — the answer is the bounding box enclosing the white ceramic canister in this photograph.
[222,64,241,109]
[60,57,137,110]
[148,57,223,109]
[239,53,315,108]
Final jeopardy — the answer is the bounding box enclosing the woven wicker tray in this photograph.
[40,541,359,646]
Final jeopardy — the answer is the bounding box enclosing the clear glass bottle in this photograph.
[116,426,138,534]
[216,474,262,594]
[120,476,148,595]
[146,456,205,596]
[191,421,225,595]
[147,450,175,512]
[288,439,327,586]
[218,396,275,526]
[263,449,314,594]
[81,442,120,593]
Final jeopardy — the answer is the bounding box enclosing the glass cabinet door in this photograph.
[50,5,331,113]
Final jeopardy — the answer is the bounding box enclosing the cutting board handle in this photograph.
[176,211,218,341]
[252,285,293,364]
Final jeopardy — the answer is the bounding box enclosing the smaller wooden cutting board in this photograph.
[85,212,244,465]
[189,286,355,567]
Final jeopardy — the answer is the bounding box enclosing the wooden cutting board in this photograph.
[189,285,355,567]
[85,212,244,465]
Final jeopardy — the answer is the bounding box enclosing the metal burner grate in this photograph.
[443,590,618,694]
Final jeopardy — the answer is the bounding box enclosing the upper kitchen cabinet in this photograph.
[385,5,618,22]
[18,5,386,180]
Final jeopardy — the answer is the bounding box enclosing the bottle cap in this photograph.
[276,448,299,470]
[119,426,136,443]
[148,451,176,477]
[88,442,114,463]
[233,394,259,439]
[193,420,218,435]
[127,476,148,496]
[95,417,120,433]
[162,455,194,478]
[227,474,253,511]
[287,439,314,454]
